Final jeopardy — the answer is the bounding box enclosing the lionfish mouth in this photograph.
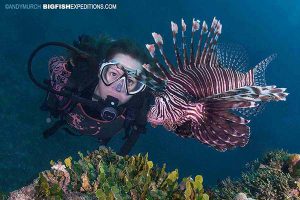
[147,106,188,130]
[146,109,165,128]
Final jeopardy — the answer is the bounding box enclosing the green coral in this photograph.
[35,173,63,199]
[34,147,209,200]
[211,150,300,200]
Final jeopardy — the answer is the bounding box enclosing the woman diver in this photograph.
[29,35,155,156]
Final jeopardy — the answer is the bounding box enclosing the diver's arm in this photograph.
[118,92,152,156]
[118,125,146,156]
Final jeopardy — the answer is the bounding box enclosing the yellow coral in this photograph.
[147,161,153,176]
[147,161,153,169]
[50,160,55,166]
[184,180,192,199]
[64,156,72,169]
[194,175,203,191]
[167,169,179,182]
[203,193,210,200]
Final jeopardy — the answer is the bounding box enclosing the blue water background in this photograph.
[0,0,299,192]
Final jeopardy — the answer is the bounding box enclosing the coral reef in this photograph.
[8,147,209,200]
[210,150,300,200]
[7,149,300,199]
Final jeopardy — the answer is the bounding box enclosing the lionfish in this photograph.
[142,17,288,151]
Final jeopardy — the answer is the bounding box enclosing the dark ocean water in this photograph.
[0,0,299,193]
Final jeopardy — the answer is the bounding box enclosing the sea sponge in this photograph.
[235,193,256,200]
[289,154,300,166]
[235,193,248,200]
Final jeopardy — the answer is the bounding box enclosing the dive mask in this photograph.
[99,59,146,95]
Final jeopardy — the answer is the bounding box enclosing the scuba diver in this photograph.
[28,35,155,156]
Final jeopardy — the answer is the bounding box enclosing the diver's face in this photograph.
[97,53,143,105]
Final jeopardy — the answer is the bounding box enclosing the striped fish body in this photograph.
[147,62,258,151]
[143,18,288,151]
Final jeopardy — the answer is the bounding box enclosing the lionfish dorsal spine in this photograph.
[195,21,208,66]
[208,21,222,66]
[171,21,183,71]
[145,41,170,80]
[199,18,215,64]
[189,18,201,66]
[142,63,164,81]
[144,17,223,82]
[202,18,222,65]
[181,18,189,68]
[151,33,176,75]
[143,45,164,81]
[152,33,179,77]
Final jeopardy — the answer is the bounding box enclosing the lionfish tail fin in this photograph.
[253,54,277,86]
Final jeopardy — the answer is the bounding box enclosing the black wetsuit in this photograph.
[46,56,150,155]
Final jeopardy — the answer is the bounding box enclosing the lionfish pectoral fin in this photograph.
[171,100,251,151]
[206,85,288,118]
[208,85,288,102]
[171,99,254,151]
[174,120,193,138]
[150,123,158,128]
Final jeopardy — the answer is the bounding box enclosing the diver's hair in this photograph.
[71,35,154,72]
[105,39,150,64]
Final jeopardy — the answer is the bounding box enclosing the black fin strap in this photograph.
[118,126,141,156]
[98,137,112,146]
[62,127,83,136]
[43,120,66,138]
[122,123,132,140]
